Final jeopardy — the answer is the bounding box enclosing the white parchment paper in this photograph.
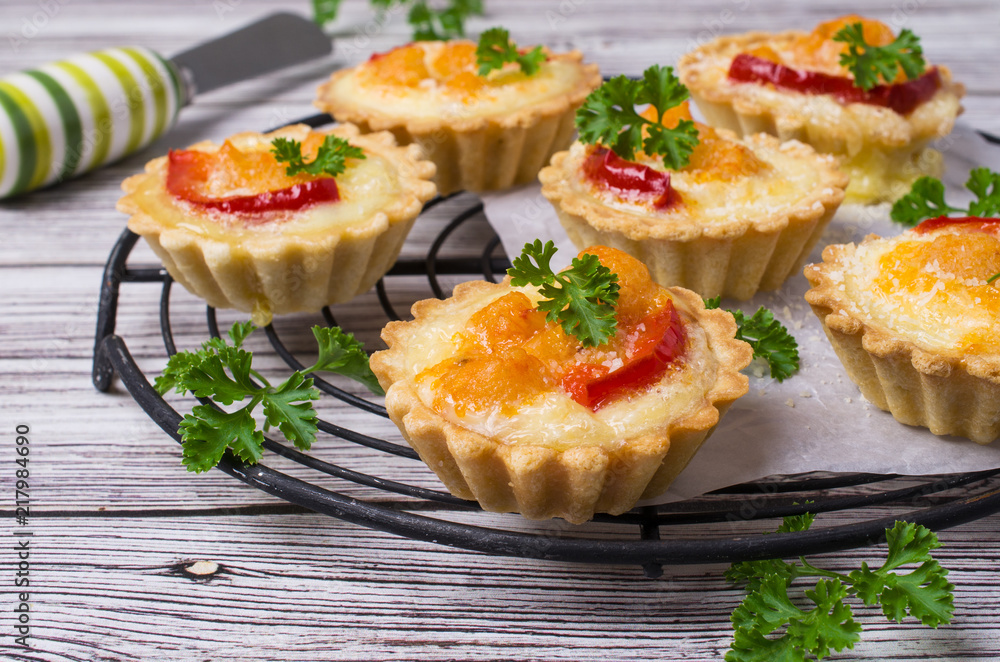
[479,123,1000,500]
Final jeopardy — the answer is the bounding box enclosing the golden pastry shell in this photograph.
[315,46,602,195]
[677,31,966,153]
[118,123,437,326]
[539,132,848,300]
[805,238,1000,444]
[370,279,752,524]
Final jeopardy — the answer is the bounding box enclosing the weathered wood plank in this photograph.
[4,512,1000,661]
[3,1,1000,660]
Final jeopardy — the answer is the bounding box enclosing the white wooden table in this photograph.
[4,1,1000,660]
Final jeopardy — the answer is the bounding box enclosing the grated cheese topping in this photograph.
[839,225,1000,354]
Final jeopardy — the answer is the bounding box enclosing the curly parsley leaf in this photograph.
[575,65,699,170]
[180,347,257,405]
[476,27,545,77]
[873,521,954,627]
[794,580,863,658]
[228,320,255,347]
[966,167,1000,218]
[270,135,365,179]
[726,516,954,662]
[406,0,483,40]
[778,512,816,533]
[833,23,926,91]
[311,0,343,26]
[261,372,320,451]
[179,405,264,473]
[155,321,382,473]
[890,177,961,227]
[313,0,482,40]
[704,298,800,381]
[734,308,800,382]
[508,240,619,347]
[728,625,804,662]
[155,351,204,396]
[891,167,1000,226]
[732,573,808,636]
[311,326,385,396]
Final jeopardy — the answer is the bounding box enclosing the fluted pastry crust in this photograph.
[539,132,847,300]
[118,123,436,325]
[678,31,965,203]
[371,279,751,523]
[805,232,1000,444]
[315,42,601,195]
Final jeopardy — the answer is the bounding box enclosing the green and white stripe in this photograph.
[0,46,185,199]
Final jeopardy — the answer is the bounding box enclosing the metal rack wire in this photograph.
[93,192,1000,579]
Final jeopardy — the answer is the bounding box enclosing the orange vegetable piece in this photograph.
[431,348,553,417]
[424,246,689,415]
[875,233,1000,300]
[685,132,768,181]
[637,101,765,180]
[364,44,430,87]
[794,15,899,78]
[429,42,477,78]
[464,292,547,352]
[578,246,671,325]
[432,42,485,96]
[169,139,321,201]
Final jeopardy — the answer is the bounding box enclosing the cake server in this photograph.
[0,12,332,199]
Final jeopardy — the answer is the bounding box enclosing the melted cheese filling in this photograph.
[400,287,719,451]
[569,137,826,225]
[331,42,587,121]
[839,145,943,204]
[837,229,1000,354]
[129,136,401,241]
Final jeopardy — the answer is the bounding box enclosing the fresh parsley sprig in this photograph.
[312,0,343,26]
[270,135,365,179]
[155,322,384,473]
[705,297,800,381]
[507,240,619,348]
[890,167,1000,226]
[833,22,926,91]
[575,64,700,170]
[407,0,480,40]
[314,0,483,40]
[476,27,545,76]
[358,0,483,41]
[726,516,954,662]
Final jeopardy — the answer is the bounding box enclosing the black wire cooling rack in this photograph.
[92,158,1000,580]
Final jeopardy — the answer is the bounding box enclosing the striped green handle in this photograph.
[0,46,186,199]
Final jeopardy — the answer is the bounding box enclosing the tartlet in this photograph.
[804,216,1000,443]
[370,246,752,523]
[315,39,601,195]
[540,103,847,300]
[118,123,436,325]
[678,15,965,203]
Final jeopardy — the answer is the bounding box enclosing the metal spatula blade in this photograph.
[171,12,332,99]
